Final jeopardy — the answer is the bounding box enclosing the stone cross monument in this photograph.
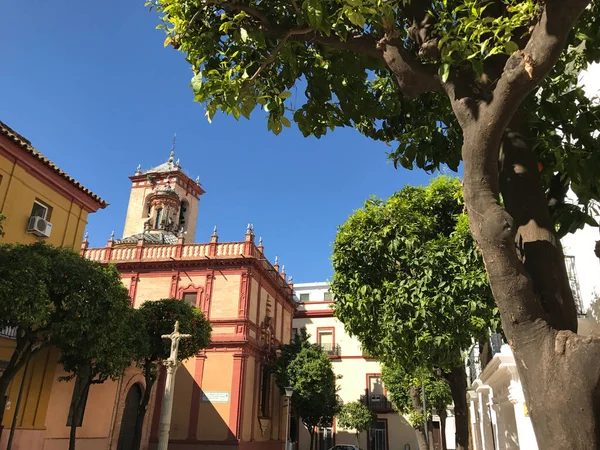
[157,321,192,450]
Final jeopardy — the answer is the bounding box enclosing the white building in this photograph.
[292,282,434,450]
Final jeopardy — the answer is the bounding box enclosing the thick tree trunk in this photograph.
[444,366,469,450]
[131,361,156,450]
[308,428,315,450]
[461,124,600,449]
[409,386,429,450]
[439,408,448,450]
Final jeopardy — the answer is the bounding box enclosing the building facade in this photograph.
[292,282,420,450]
[39,151,294,450]
[0,120,106,449]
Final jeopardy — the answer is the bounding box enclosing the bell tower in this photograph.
[121,141,204,244]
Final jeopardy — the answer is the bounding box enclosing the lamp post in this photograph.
[284,386,294,450]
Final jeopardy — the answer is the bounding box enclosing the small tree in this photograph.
[0,212,5,237]
[130,299,211,450]
[336,401,375,447]
[51,262,140,450]
[382,365,452,450]
[331,176,497,449]
[274,329,339,450]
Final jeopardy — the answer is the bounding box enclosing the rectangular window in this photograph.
[323,291,333,301]
[368,375,385,398]
[299,293,310,302]
[369,420,388,450]
[259,365,271,417]
[318,329,336,355]
[31,199,52,220]
[182,292,198,307]
[67,377,89,427]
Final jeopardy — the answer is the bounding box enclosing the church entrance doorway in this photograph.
[117,383,143,450]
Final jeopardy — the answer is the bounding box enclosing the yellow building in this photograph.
[0,120,107,450]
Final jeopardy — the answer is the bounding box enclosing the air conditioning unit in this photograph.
[27,216,52,238]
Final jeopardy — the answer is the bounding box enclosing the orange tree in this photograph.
[149,1,600,447]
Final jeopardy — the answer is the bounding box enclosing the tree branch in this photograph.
[248,27,312,83]
[484,0,592,132]
[377,35,442,97]
[205,1,272,28]
[262,28,383,61]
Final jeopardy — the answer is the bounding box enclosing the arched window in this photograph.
[179,200,189,229]
[154,207,163,229]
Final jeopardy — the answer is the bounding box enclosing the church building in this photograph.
[42,149,295,450]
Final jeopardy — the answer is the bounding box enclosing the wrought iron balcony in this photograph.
[319,343,341,357]
[0,326,17,340]
[360,392,394,412]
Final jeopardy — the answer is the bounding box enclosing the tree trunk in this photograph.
[308,427,315,450]
[0,379,11,426]
[0,338,37,425]
[444,366,469,450]
[439,408,448,450]
[427,421,435,450]
[461,121,600,449]
[131,360,156,450]
[409,386,429,450]
[68,378,91,450]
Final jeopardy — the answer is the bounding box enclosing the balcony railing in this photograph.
[360,392,394,412]
[319,343,341,357]
[0,326,17,340]
[467,332,506,385]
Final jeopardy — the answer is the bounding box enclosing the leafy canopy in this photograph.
[336,401,376,438]
[273,329,339,433]
[135,298,212,365]
[149,0,600,218]
[330,176,497,370]
[52,261,139,384]
[381,364,452,427]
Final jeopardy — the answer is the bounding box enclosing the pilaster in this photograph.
[229,352,247,439]
[187,352,207,440]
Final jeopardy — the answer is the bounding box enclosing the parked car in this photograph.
[328,446,362,450]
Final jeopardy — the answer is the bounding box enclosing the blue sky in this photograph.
[0,0,436,282]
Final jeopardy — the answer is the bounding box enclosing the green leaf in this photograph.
[439,63,450,83]
[504,41,519,54]
[279,91,293,99]
[303,0,324,29]
[240,27,248,42]
[191,73,203,92]
[345,9,366,27]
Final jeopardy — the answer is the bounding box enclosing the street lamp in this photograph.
[284,387,293,450]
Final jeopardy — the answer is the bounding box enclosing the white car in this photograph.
[328,446,362,450]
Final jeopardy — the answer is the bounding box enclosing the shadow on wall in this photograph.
[146,363,236,450]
